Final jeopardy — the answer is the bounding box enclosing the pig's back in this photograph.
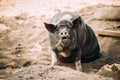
[51,12,79,25]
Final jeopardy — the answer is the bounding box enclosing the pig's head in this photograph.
[44,17,82,51]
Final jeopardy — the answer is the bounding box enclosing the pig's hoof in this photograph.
[49,64,54,68]
[48,65,55,70]
[75,60,82,71]
[76,66,82,71]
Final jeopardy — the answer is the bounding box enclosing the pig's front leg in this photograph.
[75,60,82,71]
[75,51,82,71]
[48,46,57,66]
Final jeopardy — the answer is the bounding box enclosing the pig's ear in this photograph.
[72,17,82,28]
[44,23,56,33]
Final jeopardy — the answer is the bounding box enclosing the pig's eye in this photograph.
[61,32,63,35]
[65,32,67,35]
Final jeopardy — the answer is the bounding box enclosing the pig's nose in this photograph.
[60,31,69,39]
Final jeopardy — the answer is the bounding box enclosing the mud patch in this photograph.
[4,65,114,80]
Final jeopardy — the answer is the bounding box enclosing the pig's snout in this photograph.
[59,31,69,40]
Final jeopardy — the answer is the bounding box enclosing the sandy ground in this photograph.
[0,0,120,80]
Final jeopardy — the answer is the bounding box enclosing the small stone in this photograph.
[0,24,10,33]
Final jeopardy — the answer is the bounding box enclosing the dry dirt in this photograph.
[0,0,120,80]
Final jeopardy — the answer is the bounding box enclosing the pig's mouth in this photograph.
[62,37,68,40]
[61,37,71,47]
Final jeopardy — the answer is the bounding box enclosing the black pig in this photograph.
[44,12,100,71]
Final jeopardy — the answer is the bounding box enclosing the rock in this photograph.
[15,13,28,20]
[5,62,18,68]
[94,6,120,20]
[0,24,10,33]
[111,64,120,72]
[97,64,120,80]
[0,74,6,79]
